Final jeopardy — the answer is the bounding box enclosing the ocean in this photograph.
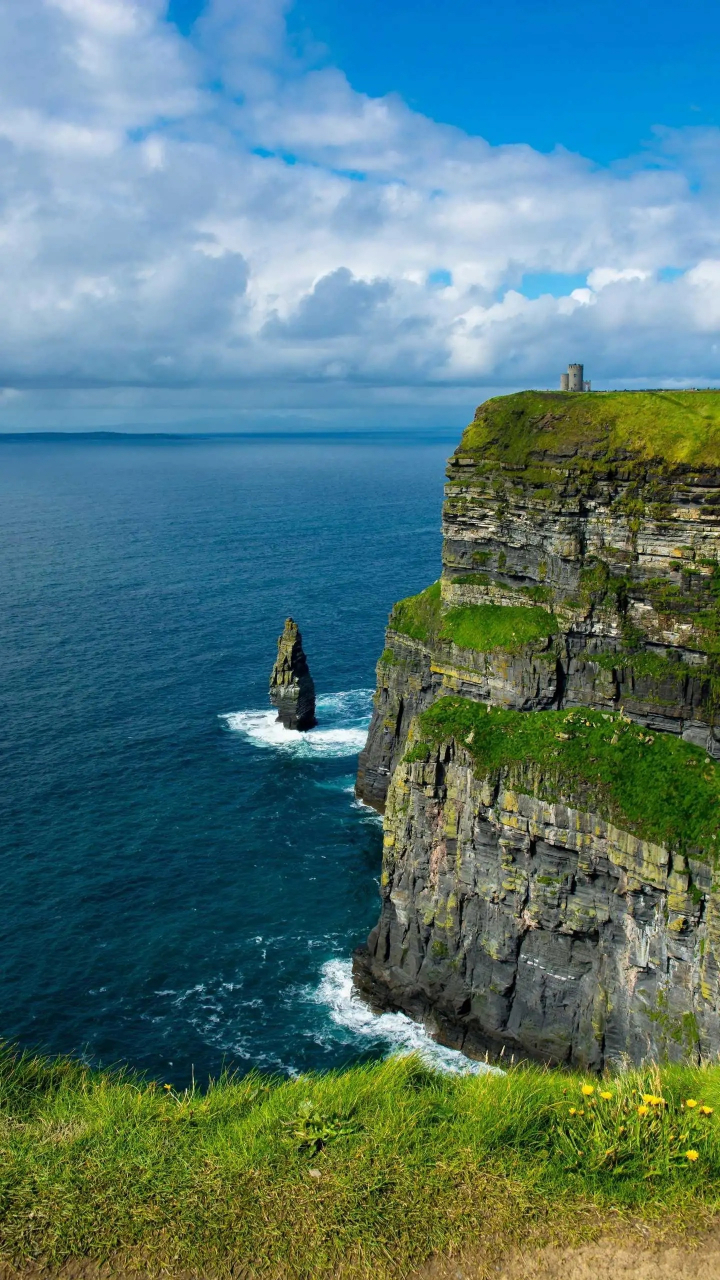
[1,431,488,1087]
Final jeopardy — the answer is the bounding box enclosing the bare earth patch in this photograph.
[415,1222,720,1280]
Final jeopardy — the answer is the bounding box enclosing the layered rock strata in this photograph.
[357,391,720,813]
[270,618,316,730]
[354,701,720,1067]
[354,390,720,1066]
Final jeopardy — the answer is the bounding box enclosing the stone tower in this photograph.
[560,363,590,391]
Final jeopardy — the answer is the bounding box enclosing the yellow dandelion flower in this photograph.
[686,1099,698,1108]
[581,1084,595,1096]
[600,1090,612,1100]
[569,1107,577,1116]
[686,1150,700,1161]
[578,1109,585,1116]
[637,1105,649,1117]
[700,1105,714,1115]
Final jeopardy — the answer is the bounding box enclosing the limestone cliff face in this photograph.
[354,391,720,1066]
[354,730,720,1068]
[357,392,720,813]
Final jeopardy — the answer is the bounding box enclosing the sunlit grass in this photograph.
[440,602,557,653]
[388,585,556,655]
[408,698,720,858]
[0,1046,719,1277]
[461,389,720,469]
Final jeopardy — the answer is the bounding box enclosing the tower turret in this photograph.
[560,363,590,391]
[568,362,584,391]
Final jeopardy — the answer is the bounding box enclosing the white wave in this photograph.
[351,796,383,822]
[312,959,497,1076]
[222,709,367,757]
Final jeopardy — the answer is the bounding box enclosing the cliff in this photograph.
[354,390,720,1067]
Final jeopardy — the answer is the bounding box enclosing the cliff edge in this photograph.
[354,390,720,1068]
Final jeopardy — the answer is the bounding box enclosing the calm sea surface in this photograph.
[0,432,483,1086]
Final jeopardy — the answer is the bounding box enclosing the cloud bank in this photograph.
[2,0,720,427]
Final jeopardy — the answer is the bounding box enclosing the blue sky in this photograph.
[0,0,720,431]
[171,0,720,162]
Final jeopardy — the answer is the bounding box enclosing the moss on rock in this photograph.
[442,602,557,653]
[388,580,442,642]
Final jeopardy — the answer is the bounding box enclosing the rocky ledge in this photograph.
[354,390,720,1067]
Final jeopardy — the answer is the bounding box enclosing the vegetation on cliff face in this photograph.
[408,698,720,858]
[389,580,442,642]
[458,390,720,469]
[359,389,720,1075]
[442,394,720,690]
[389,583,557,654]
[442,602,558,652]
[1,1045,719,1278]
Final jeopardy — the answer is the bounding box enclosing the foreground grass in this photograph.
[0,1048,719,1277]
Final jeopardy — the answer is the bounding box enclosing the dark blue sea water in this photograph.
[1,432,481,1087]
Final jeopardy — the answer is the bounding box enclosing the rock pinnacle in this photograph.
[269,618,316,731]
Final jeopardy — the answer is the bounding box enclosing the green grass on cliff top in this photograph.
[389,580,443,641]
[410,698,720,858]
[389,582,557,653]
[458,390,720,469]
[1,1044,720,1278]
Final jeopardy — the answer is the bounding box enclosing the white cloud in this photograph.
[47,0,140,37]
[1,0,720,429]
[587,267,650,291]
[0,107,120,156]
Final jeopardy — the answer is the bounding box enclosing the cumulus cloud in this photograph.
[263,268,392,341]
[1,0,720,426]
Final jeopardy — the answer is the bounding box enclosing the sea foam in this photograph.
[312,958,496,1076]
[221,688,373,759]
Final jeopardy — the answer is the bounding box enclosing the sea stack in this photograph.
[269,618,316,731]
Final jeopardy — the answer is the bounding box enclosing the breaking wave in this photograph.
[311,958,496,1076]
[221,688,373,759]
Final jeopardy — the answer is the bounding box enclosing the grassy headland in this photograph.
[407,698,720,859]
[0,1046,720,1277]
[458,390,720,469]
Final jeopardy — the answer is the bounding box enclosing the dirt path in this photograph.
[415,1223,720,1280]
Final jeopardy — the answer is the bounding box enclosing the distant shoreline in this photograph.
[0,428,461,443]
